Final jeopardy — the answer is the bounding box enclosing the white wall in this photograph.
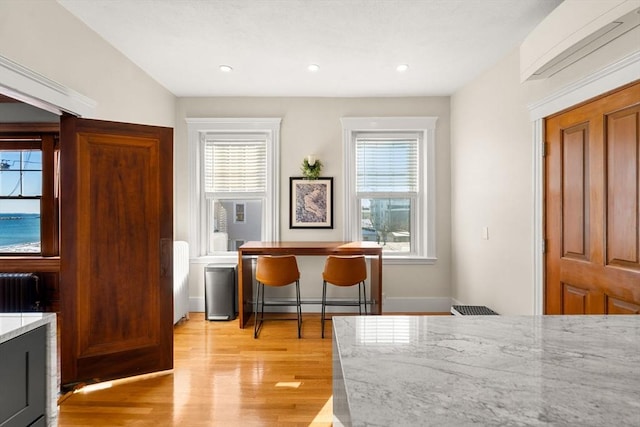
[450,9,640,314]
[450,50,535,314]
[175,96,452,313]
[0,103,59,122]
[0,0,175,127]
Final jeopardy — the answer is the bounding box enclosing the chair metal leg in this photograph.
[261,282,265,330]
[295,279,302,338]
[321,280,327,338]
[254,282,262,338]
[362,281,368,315]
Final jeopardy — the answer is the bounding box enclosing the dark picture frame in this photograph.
[234,202,245,223]
[290,177,333,229]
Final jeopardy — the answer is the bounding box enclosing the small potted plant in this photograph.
[301,154,322,180]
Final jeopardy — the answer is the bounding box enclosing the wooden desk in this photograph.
[237,241,383,328]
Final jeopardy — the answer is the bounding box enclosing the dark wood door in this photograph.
[545,82,640,314]
[59,116,173,386]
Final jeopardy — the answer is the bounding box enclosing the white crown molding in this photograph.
[0,54,96,117]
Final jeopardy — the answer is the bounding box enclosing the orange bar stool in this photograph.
[254,255,302,338]
[321,255,368,338]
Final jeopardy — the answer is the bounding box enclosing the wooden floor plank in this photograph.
[58,313,334,426]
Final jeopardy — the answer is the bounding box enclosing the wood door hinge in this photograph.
[542,239,547,253]
[542,142,548,157]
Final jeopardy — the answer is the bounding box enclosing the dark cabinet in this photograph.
[0,326,46,427]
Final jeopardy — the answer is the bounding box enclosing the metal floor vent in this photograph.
[451,305,498,316]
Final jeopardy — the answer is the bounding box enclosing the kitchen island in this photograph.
[0,312,58,426]
[332,315,639,426]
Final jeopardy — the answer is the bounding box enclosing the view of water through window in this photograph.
[0,149,42,252]
[0,212,40,252]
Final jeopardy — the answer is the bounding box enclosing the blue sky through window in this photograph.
[0,150,42,213]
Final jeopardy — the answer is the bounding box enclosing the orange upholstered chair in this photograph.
[254,255,302,338]
[321,255,368,338]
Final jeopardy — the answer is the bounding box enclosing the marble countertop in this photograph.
[332,315,640,427]
[0,312,57,344]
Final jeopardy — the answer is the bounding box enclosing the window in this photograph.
[341,117,437,263]
[187,118,280,257]
[0,130,58,255]
[0,149,41,252]
[204,135,266,253]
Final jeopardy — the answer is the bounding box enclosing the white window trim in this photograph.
[341,117,438,264]
[187,118,281,259]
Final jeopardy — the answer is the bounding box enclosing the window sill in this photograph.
[191,254,239,265]
[0,256,61,272]
[382,256,437,265]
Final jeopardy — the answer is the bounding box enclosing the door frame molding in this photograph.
[529,50,640,314]
[0,54,95,117]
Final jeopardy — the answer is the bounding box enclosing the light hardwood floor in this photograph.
[58,313,334,426]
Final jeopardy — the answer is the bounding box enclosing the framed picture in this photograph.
[290,177,333,229]
[234,202,245,223]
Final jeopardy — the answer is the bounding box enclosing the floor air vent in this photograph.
[451,305,498,316]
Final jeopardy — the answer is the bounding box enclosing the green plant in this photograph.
[301,158,322,180]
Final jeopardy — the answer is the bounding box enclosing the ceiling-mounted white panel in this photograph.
[520,0,640,82]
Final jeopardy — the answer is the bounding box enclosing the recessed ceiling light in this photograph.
[219,65,233,72]
[396,64,409,72]
[308,64,320,72]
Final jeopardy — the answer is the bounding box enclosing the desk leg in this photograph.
[238,254,254,328]
[370,254,382,314]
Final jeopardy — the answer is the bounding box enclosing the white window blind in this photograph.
[356,137,418,193]
[204,139,266,193]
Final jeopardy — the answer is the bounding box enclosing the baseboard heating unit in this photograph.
[0,273,41,312]
[451,305,498,316]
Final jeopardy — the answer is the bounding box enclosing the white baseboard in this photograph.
[190,297,205,313]
[451,298,463,306]
[190,297,375,314]
[189,296,453,314]
[382,297,452,313]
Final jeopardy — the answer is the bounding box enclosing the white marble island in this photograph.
[0,313,58,426]
[332,315,640,426]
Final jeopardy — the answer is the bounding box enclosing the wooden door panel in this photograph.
[77,134,161,358]
[606,105,640,269]
[60,116,173,387]
[545,81,640,315]
[606,296,640,314]
[562,282,604,315]
[562,283,588,314]
[562,124,589,260]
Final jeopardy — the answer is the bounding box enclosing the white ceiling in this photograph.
[57,0,563,97]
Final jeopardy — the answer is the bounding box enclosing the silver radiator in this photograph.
[0,273,41,312]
